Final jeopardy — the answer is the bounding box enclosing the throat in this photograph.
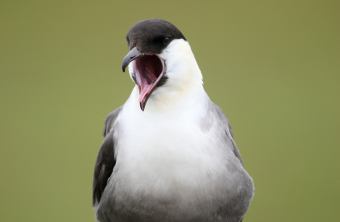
[131,83,206,113]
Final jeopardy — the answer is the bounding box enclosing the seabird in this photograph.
[92,18,254,222]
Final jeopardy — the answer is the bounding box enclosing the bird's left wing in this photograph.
[212,103,244,167]
[92,106,122,208]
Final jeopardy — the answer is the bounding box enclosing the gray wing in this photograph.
[92,106,123,207]
[212,103,244,167]
[212,103,252,222]
[102,106,123,137]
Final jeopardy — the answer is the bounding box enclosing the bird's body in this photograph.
[93,19,254,222]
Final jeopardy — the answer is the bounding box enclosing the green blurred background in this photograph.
[1,0,339,221]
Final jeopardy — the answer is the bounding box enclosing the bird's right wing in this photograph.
[102,106,123,137]
[92,106,123,208]
[92,130,115,208]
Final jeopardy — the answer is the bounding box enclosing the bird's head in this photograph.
[122,19,202,111]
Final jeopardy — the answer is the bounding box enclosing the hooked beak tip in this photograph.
[122,47,144,73]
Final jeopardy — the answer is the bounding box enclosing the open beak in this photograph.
[122,47,165,111]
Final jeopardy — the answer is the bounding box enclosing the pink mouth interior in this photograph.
[135,55,163,103]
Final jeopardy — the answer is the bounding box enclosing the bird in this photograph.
[92,18,254,222]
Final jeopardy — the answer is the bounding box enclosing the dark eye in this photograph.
[163,37,170,45]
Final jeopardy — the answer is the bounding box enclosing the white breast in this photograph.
[112,87,232,201]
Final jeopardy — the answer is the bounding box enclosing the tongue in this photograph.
[139,84,153,103]
[137,57,160,103]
